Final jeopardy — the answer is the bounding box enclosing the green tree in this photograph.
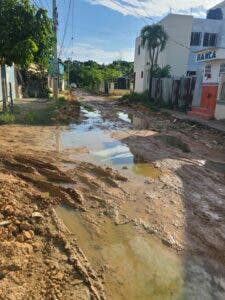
[0,0,54,110]
[141,24,168,98]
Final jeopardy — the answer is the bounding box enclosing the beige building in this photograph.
[134,1,225,93]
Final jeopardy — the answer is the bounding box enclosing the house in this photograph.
[187,47,225,119]
[134,1,225,94]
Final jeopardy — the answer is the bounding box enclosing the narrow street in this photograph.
[0,91,225,299]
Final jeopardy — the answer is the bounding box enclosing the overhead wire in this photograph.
[58,0,72,58]
[107,0,151,24]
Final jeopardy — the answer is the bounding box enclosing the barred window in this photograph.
[220,63,225,75]
[203,33,217,47]
[138,45,141,55]
[205,64,211,77]
[190,32,202,46]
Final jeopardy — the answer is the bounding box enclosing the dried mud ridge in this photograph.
[0,151,121,299]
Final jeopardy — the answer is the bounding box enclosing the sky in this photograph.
[34,0,223,64]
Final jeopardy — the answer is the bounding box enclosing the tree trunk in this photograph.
[1,64,7,112]
[148,66,153,100]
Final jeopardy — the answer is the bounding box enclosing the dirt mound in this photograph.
[0,152,107,300]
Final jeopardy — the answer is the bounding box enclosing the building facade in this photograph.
[134,1,225,94]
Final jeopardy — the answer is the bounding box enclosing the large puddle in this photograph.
[56,205,225,300]
[56,206,183,299]
[58,106,160,179]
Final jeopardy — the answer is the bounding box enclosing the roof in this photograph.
[210,0,225,10]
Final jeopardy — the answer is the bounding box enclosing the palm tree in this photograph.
[140,24,168,98]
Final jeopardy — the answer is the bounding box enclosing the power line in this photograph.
[58,0,72,57]
[137,0,154,23]
[108,0,151,24]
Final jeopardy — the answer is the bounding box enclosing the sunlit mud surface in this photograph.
[1,95,225,299]
[52,101,225,299]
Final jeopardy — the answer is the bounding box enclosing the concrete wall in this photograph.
[134,37,148,93]
[158,14,193,77]
[0,65,16,104]
[215,102,225,119]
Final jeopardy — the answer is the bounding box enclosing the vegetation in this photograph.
[140,24,168,97]
[152,65,171,78]
[0,98,72,125]
[64,59,133,91]
[0,0,54,110]
[19,69,51,98]
[121,91,159,111]
[0,0,54,68]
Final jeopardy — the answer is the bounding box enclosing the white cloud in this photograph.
[61,43,134,63]
[86,0,222,18]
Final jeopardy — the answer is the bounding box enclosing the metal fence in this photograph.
[151,76,197,110]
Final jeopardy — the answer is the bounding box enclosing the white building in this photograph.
[134,1,225,93]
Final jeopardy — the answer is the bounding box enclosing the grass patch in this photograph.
[0,98,72,125]
[0,112,16,124]
[121,91,160,111]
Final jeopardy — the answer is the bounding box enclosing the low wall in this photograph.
[215,101,225,120]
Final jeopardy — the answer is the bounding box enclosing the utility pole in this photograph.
[67,58,70,87]
[53,0,58,99]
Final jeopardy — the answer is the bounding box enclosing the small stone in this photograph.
[20,221,31,231]
[16,234,25,243]
[32,212,44,219]
[122,166,128,170]
[3,205,14,215]
[0,220,11,227]
[23,230,34,240]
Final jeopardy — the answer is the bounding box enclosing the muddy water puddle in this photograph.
[56,205,183,299]
[56,205,225,300]
[59,107,160,179]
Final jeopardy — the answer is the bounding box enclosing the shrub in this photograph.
[121,91,160,111]
[0,112,15,124]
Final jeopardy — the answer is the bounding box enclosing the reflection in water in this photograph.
[56,205,225,300]
[55,205,183,300]
[117,112,152,130]
[60,107,160,179]
[117,112,132,123]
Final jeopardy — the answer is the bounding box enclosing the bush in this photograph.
[0,112,16,124]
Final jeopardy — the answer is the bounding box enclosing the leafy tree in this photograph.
[0,0,54,110]
[141,24,168,98]
[65,59,131,91]
[152,65,171,78]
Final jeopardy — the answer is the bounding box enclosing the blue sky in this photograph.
[35,0,222,63]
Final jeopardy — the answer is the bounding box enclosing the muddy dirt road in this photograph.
[0,92,225,299]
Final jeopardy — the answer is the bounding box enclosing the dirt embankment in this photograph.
[0,151,111,299]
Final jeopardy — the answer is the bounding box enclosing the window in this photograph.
[205,64,211,78]
[190,32,202,46]
[203,33,217,47]
[220,63,225,75]
[138,45,141,55]
[141,71,144,78]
